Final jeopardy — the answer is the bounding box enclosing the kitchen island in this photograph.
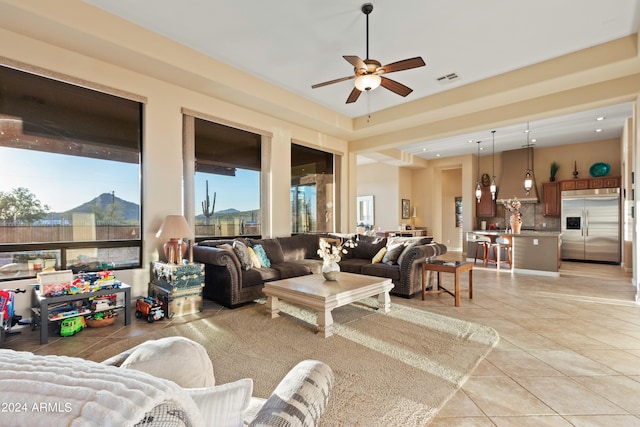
[466,230,562,277]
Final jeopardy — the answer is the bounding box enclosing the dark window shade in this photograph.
[291,143,333,180]
[0,65,141,164]
[195,118,261,172]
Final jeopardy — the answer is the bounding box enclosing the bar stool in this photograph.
[488,235,512,270]
[473,235,491,266]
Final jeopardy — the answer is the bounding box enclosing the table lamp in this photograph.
[156,215,192,264]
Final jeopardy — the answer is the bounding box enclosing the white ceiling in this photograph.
[84,0,639,161]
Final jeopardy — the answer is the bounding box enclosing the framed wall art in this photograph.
[401,199,411,219]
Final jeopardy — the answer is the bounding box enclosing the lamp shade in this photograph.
[156,215,193,264]
[354,74,381,91]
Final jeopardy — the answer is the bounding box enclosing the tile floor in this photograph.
[3,253,640,426]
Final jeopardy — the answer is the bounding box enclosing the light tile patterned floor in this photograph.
[423,253,640,426]
[4,254,640,426]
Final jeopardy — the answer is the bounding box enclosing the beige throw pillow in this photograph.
[120,336,215,388]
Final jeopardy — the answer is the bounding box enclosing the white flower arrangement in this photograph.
[503,197,521,213]
[317,238,356,263]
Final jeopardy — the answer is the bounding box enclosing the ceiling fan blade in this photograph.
[343,55,367,71]
[377,57,426,74]
[380,76,413,97]
[346,87,362,104]
[311,75,355,89]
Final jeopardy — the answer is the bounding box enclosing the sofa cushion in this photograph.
[372,247,387,263]
[353,235,387,260]
[249,239,285,264]
[233,240,253,271]
[382,242,405,265]
[120,336,215,388]
[361,263,401,281]
[241,268,270,288]
[252,244,271,268]
[278,234,322,261]
[270,262,314,279]
[247,247,262,269]
[338,258,370,274]
[253,267,281,282]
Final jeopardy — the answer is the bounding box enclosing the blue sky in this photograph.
[0,148,259,213]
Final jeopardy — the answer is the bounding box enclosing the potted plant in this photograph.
[550,162,560,182]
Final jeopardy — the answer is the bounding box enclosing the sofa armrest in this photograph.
[248,360,334,427]
[192,244,246,306]
[397,242,448,297]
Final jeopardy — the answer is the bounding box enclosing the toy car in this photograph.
[135,297,164,323]
[59,316,86,337]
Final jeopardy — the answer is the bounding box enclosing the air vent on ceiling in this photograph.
[436,73,460,85]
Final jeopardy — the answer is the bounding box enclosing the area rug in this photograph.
[94,298,499,426]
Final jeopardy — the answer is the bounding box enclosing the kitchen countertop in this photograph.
[469,230,562,237]
[466,230,562,276]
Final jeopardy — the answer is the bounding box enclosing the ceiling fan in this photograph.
[311,3,426,104]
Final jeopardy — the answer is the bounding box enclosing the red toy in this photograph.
[0,288,26,346]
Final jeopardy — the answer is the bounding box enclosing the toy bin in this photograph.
[37,270,73,297]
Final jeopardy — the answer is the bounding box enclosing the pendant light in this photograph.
[475,140,482,203]
[490,130,497,200]
[523,122,533,195]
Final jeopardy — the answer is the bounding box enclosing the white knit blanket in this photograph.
[0,349,203,427]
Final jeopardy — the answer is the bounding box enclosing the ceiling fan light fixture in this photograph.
[355,74,381,91]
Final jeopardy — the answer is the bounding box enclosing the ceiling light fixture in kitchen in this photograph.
[476,140,482,203]
[490,130,497,200]
[523,122,533,195]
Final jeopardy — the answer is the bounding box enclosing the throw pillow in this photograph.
[372,247,387,263]
[232,240,252,271]
[382,242,405,265]
[247,247,262,269]
[353,235,387,259]
[397,242,419,267]
[120,336,215,388]
[252,244,271,268]
[186,378,253,427]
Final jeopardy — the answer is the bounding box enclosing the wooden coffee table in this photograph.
[263,272,394,337]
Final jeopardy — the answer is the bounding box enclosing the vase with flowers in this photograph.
[503,197,522,234]
[317,238,356,280]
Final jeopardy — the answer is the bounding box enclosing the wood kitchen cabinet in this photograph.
[559,177,620,191]
[476,187,495,217]
[561,179,590,190]
[543,182,560,216]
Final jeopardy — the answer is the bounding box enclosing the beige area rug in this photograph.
[94,298,499,427]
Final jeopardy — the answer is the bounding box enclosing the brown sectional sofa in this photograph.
[192,233,447,307]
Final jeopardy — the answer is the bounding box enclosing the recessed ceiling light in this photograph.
[468,139,473,143]
[595,128,603,132]
[422,148,427,151]
[596,116,605,121]
[436,154,441,157]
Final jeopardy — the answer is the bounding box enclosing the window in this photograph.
[0,65,143,280]
[291,143,335,233]
[194,118,261,238]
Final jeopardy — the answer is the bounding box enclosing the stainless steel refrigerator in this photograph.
[561,188,620,263]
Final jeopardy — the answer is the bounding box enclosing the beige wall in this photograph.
[441,169,464,250]
[357,163,399,231]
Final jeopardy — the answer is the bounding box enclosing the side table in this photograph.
[32,284,131,344]
[421,260,473,307]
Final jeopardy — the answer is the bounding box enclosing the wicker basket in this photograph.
[86,315,117,328]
